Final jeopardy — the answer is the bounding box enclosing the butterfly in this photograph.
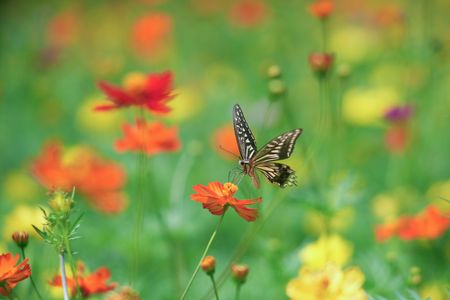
[232,103,302,188]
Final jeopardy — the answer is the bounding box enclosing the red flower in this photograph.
[0,253,31,296]
[191,182,262,222]
[30,141,127,214]
[131,13,172,57]
[50,262,117,298]
[115,119,181,155]
[308,52,334,76]
[96,71,175,114]
[384,126,409,154]
[375,205,449,242]
[229,0,268,27]
[309,0,334,19]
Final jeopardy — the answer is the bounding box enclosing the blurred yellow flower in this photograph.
[3,205,46,240]
[304,208,355,234]
[166,86,202,122]
[427,179,450,209]
[420,282,448,300]
[2,170,39,203]
[76,97,124,134]
[371,193,399,222]
[286,264,368,300]
[330,26,379,63]
[342,87,400,126]
[300,234,353,270]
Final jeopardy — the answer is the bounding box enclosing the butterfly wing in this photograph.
[232,104,258,160]
[255,163,297,187]
[253,129,302,164]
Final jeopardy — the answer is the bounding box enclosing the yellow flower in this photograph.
[330,26,379,63]
[76,97,124,134]
[286,264,368,300]
[166,86,203,122]
[304,208,355,234]
[2,170,39,203]
[3,205,46,239]
[371,193,399,222]
[426,179,450,210]
[342,87,400,126]
[300,235,353,270]
[420,282,448,300]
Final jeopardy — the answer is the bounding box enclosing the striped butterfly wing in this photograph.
[232,104,258,160]
[253,129,302,187]
[256,162,297,187]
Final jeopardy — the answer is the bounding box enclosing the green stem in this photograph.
[64,235,81,299]
[180,213,226,300]
[209,274,219,300]
[235,283,241,300]
[20,248,43,300]
[59,253,70,300]
[320,19,328,52]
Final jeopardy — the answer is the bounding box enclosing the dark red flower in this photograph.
[96,71,175,115]
[191,182,262,222]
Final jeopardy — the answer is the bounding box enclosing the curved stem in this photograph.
[209,274,219,300]
[180,213,226,300]
[59,253,70,300]
[20,248,43,300]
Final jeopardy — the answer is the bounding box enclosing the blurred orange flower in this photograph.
[0,253,31,296]
[384,126,409,154]
[50,262,117,298]
[115,118,181,155]
[375,205,450,242]
[96,71,175,114]
[46,10,79,48]
[308,0,334,19]
[30,141,127,214]
[229,0,268,27]
[132,13,172,57]
[212,123,240,160]
[191,182,261,221]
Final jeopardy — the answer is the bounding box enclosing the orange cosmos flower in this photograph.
[191,182,262,222]
[50,262,117,298]
[0,253,31,296]
[309,1,334,19]
[131,13,172,57]
[30,141,127,214]
[115,118,181,155]
[375,205,449,242]
[96,71,175,114]
[229,0,268,27]
[212,124,240,160]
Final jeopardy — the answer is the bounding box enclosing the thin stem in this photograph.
[235,283,241,300]
[59,253,70,300]
[180,213,226,300]
[209,274,219,300]
[320,19,328,52]
[20,248,43,300]
[64,235,81,299]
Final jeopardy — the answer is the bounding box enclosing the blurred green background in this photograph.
[0,0,449,299]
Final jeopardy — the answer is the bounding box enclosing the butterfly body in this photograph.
[232,104,302,188]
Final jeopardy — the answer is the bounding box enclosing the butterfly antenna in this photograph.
[219,145,240,159]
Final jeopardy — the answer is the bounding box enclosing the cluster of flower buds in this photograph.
[266,64,287,101]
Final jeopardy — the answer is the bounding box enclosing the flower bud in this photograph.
[308,52,334,77]
[12,231,29,248]
[268,79,286,98]
[231,263,249,284]
[267,65,282,79]
[201,256,216,275]
[49,190,74,213]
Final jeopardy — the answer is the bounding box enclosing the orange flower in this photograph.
[375,205,449,242]
[212,124,240,160]
[191,182,261,222]
[115,119,181,155]
[229,0,268,27]
[50,262,117,298]
[0,253,31,296]
[96,71,175,114]
[131,13,172,57]
[30,141,127,214]
[309,1,334,19]
[384,126,409,154]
